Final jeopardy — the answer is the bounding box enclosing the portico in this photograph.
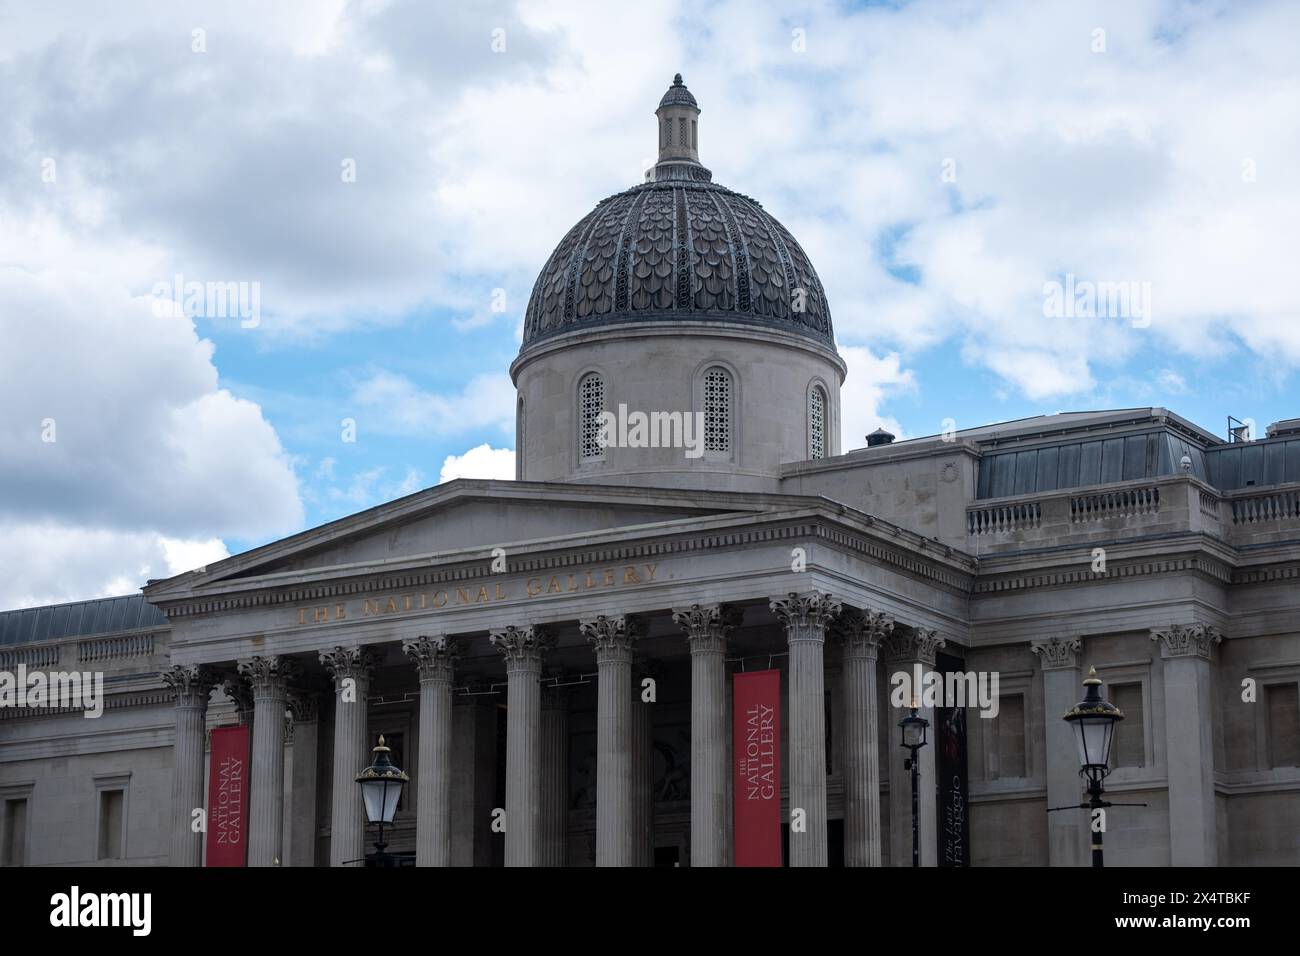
[147,480,969,867]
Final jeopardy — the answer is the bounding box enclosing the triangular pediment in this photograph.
[145,479,779,599]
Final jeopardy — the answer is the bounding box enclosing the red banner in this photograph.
[733,669,782,866]
[205,725,250,867]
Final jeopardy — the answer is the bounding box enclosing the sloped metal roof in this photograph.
[1205,437,1300,490]
[976,431,1208,499]
[0,593,165,646]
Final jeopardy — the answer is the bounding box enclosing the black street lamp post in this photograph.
[355,735,409,867]
[898,700,930,868]
[1063,667,1125,868]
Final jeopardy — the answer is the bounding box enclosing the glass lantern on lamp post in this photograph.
[898,699,930,868]
[1063,667,1124,868]
[355,735,409,867]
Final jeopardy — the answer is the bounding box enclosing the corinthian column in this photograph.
[540,681,571,867]
[286,691,321,867]
[770,592,841,867]
[834,607,892,867]
[319,646,376,867]
[630,660,657,866]
[672,603,741,867]
[162,664,216,867]
[1151,622,1222,866]
[580,614,642,867]
[882,627,945,867]
[490,625,554,867]
[237,655,299,867]
[1031,636,1083,867]
[404,635,461,867]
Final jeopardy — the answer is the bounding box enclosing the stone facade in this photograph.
[2,78,1299,868]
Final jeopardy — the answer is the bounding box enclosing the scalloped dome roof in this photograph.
[521,76,834,350]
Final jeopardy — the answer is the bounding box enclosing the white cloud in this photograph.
[439,444,516,483]
[317,464,427,509]
[0,268,303,540]
[838,346,915,452]
[4,0,1298,383]
[0,522,230,609]
[1156,369,1189,395]
[0,266,303,609]
[351,370,515,437]
[160,537,231,577]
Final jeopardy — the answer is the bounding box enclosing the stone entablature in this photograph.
[145,495,977,627]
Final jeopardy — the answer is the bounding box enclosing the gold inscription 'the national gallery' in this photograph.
[294,563,659,626]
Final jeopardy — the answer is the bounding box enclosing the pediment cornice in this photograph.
[148,505,979,620]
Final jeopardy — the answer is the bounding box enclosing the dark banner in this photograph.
[733,669,781,866]
[205,724,249,867]
[935,651,970,867]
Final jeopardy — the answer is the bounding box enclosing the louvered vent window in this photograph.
[810,386,827,460]
[703,366,731,453]
[579,373,605,461]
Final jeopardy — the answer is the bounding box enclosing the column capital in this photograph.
[1151,623,1222,660]
[672,603,742,654]
[881,626,945,666]
[491,625,556,673]
[161,664,217,707]
[580,615,643,662]
[219,676,254,721]
[287,690,321,724]
[404,635,463,683]
[237,655,300,695]
[318,645,377,685]
[1030,635,1082,670]
[832,607,894,661]
[769,591,842,643]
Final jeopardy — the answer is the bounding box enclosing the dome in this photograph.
[658,73,698,108]
[521,76,834,350]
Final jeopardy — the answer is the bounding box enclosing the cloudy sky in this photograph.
[1,0,1297,609]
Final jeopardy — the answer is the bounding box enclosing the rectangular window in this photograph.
[1267,683,1300,769]
[1111,683,1145,768]
[3,799,27,867]
[98,789,124,861]
[991,694,1026,778]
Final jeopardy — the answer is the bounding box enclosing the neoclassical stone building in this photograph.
[2,76,1298,867]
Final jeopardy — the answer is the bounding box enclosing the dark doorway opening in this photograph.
[778,819,845,866]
